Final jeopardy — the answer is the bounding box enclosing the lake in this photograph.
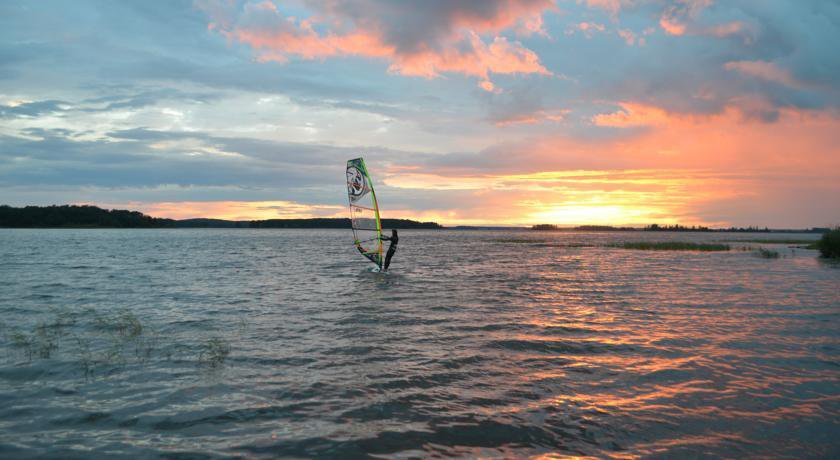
[0,229,838,458]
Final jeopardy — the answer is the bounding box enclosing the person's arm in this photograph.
[381,235,391,241]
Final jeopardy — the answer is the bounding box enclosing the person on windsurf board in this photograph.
[347,157,397,272]
[381,229,398,271]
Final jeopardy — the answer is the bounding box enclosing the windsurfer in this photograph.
[381,229,399,271]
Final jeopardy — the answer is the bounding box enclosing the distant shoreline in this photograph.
[0,205,442,229]
[0,205,829,233]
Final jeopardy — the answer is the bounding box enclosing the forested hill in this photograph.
[0,205,443,229]
[0,205,176,228]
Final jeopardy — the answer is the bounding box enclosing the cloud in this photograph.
[0,100,71,118]
[493,109,568,126]
[658,0,712,36]
[583,0,633,20]
[482,84,569,126]
[197,0,554,90]
[591,102,670,127]
[103,200,345,220]
[566,21,606,38]
[724,60,801,88]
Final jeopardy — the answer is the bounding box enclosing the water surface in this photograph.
[1,229,838,457]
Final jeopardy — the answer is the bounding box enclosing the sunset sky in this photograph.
[1,1,838,227]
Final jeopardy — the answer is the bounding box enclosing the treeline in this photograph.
[0,205,176,228]
[251,218,442,229]
[532,224,647,231]
[0,205,443,229]
[531,223,830,233]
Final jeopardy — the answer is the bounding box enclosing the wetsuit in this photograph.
[382,229,399,271]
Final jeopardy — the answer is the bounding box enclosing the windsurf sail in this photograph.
[346,157,383,268]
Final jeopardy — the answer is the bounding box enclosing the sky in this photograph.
[1,0,838,227]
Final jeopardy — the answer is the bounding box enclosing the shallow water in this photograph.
[0,229,838,458]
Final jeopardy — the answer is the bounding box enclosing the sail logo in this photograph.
[346,165,368,202]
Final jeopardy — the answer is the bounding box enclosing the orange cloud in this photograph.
[591,102,671,127]
[659,16,687,36]
[494,109,568,126]
[200,0,553,91]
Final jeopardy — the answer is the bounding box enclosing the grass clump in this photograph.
[754,248,780,259]
[731,238,816,245]
[199,337,230,368]
[489,238,549,244]
[816,228,840,258]
[2,308,239,379]
[610,242,730,251]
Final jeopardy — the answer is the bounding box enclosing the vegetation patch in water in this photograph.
[815,228,840,258]
[754,248,780,259]
[1,308,236,379]
[199,337,231,368]
[488,238,551,244]
[729,238,816,245]
[610,242,730,251]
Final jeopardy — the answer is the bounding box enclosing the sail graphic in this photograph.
[346,157,383,268]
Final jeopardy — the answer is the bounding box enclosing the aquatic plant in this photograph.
[199,337,231,368]
[94,310,143,339]
[754,248,780,259]
[8,329,34,362]
[33,322,60,359]
[1,308,236,379]
[731,238,816,245]
[816,228,840,258]
[489,238,550,244]
[610,242,730,251]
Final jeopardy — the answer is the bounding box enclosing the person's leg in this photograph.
[384,245,396,270]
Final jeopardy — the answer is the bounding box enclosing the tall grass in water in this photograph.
[816,228,840,258]
[1,308,234,380]
[610,242,730,251]
[754,248,780,259]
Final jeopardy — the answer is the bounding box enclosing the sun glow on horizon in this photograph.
[526,204,675,227]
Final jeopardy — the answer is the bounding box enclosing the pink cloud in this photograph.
[659,16,687,36]
[707,21,748,38]
[617,28,637,45]
[658,1,754,42]
[198,0,554,91]
[584,0,633,20]
[724,60,801,88]
[658,0,710,35]
[568,21,607,38]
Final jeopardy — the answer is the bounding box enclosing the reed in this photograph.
[610,242,730,251]
[1,308,236,379]
[816,228,840,258]
[754,248,780,259]
[730,239,815,244]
